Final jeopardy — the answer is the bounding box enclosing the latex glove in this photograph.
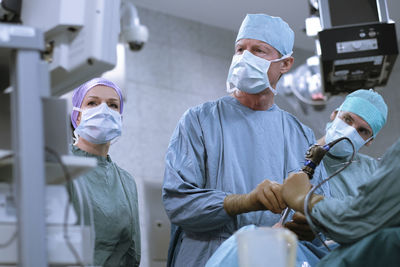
[284,212,315,241]
[247,179,287,214]
[224,179,287,216]
[281,172,324,213]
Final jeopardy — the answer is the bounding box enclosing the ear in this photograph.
[280,57,294,74]
[365,138,374,147]
[330,110,338,121]
[76,113,81,127]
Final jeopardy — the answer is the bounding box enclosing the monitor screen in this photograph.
[328,0,379,27]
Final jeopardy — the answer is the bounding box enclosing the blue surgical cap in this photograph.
[236,14,294,56]
[339,89,388,136]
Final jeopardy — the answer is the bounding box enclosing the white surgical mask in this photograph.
[73,103,122,144]
[325,117,371,157]
[226,50,291,95]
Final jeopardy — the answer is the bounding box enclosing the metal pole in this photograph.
[10,49,47,266]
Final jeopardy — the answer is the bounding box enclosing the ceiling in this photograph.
[133,0,400,51]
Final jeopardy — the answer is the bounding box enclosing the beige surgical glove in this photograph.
[224,179,287,216]
[281,172,324,213]
[284,212,315,241]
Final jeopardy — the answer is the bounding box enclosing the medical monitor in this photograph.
[316,0,397,94]
[318,0,389,29]
[330,0,378,27]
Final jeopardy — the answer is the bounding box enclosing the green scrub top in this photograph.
[312,137,400,244]
[324,153,378,199]
[317,227,400,267]
[69,145,141,266]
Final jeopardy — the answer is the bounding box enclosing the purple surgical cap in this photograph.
[71,77,124,129]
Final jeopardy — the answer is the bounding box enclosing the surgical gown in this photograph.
[311,137,400,265]
[163,95,330,267]
[69,145,141,267]
[324,153,378,199]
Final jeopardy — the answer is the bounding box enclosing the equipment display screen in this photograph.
[329,0,379,27]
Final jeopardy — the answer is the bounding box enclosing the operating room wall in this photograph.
[108,7,400,267]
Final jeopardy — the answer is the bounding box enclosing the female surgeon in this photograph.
[69,77,140,266]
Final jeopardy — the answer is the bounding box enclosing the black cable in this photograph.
[0,230,17,249]
[0,153,18,248]
[44,147,84,267]
[0,150,87,262]
[304,137,355,251]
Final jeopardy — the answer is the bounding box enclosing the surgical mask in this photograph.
[226,50,291,95]
[73,103,122,144]
[325,117,371,157]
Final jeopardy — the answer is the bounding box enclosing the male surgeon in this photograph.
[318,89,387,199]
[162,14,330,267]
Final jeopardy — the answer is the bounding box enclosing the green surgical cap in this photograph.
[236,14,294,56]
[339,89,388,136]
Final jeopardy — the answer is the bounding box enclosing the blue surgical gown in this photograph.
[324,153,378,199]
[162,95,330,267]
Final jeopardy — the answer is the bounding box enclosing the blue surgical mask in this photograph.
[73,103,122,144]
[226,50,291,95]
[325,117,370,157]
